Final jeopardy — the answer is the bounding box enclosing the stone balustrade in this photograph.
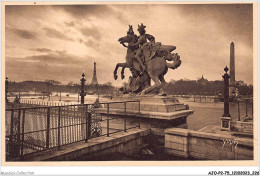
[165,128,253,160]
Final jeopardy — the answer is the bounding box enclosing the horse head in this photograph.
[118,25,137,48]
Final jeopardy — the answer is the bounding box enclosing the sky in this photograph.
[5,4,253,86]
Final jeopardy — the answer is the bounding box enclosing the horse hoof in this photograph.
[114,75,118,80]
[121,75,125,79]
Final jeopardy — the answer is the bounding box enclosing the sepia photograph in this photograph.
[1,1,258,170]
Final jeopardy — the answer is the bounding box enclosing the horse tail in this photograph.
[167,59,182,70]
[166,54,182,70]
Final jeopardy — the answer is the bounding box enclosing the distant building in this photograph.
[91,62,98,85]
[197,75,208,86]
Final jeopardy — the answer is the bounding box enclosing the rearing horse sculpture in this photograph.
[114,27,181,95]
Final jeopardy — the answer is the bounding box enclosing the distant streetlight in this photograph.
[80,73,87,104]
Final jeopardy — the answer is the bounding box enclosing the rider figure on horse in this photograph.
[114,24,182,94]
[133,24,177,73]
[132,23,155,73]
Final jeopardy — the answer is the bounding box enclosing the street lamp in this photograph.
[80,73,87,104]
[220,66,231,131]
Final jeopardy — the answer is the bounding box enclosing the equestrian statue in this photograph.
[114,24,181,95]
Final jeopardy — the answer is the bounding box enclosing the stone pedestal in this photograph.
[107,95,193,119]
[96,95,194,148]
[96,95,194,122]
[220,117,232,131]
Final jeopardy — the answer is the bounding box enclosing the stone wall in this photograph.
[165,128,253,160]
[19,129,151,161]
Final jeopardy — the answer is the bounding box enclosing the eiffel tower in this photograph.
[91,62,98,85]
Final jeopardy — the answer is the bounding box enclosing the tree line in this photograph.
[7,79,253,97]
[163,79,253,96]
[7,80,116,95]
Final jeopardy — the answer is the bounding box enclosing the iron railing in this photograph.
[5,100,141,161]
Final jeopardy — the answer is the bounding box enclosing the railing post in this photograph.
[46,107,50,148]
[58,107,61,150]
[238,100,240,121]
[20,110,25,160]
[17,109,21,142]
[8,109,15,158]
[85,105,92,142]
[106,104,110,136]
[85,105,88,142]
[10,109,14,143]
[124,102,126,132]
[87,110,92,140]
[107,117,109,137]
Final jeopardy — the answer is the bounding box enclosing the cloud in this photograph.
[84,39,100,49]
[79,25,102,40]
[53,50,68,56]
[177,4,253,46]
[6,5,50,18]
[43,27,73,41]
[64,21,75,27]
[6,26,37,39]
[5,53,99,84]
[29,48,70,56]
[56,5,114,19]
[24,53,75,65]
[29,48,53,53]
